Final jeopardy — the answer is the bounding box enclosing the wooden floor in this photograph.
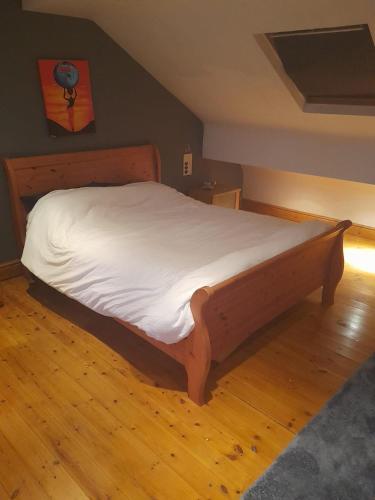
[0,236,374,500]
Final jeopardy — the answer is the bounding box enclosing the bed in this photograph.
[4,144,352,405]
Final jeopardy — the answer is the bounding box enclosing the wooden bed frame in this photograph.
[3,144,352,405]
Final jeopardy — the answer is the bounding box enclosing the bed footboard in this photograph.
[186,220,351,404]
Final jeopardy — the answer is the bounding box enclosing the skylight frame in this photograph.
[256,24,375,116]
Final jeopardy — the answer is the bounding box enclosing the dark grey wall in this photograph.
[0,4,206,261]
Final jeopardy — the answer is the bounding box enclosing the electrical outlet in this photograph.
[183,153,192,176]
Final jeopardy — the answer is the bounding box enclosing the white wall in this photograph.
[204,123,375,185]
[242,164,375,227]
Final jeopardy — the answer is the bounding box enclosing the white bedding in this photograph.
[22,181,331,344]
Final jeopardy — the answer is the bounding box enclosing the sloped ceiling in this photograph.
[23,0,375,139]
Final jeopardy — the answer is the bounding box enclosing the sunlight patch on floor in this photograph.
[344,245,375,274]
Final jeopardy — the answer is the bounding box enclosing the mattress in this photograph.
[22,181,331,344]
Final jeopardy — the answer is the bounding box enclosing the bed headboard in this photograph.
[3,144,161,252]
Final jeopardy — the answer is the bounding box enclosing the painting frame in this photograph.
[38,59,96,137]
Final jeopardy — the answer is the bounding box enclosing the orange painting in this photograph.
[38,59,96,136]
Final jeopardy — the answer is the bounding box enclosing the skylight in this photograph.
[266,24,375,115]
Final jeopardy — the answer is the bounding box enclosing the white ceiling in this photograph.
[24,0,375,138]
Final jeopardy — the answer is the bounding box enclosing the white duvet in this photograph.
[22,181,330,344]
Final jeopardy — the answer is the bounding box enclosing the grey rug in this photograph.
[243,354,375,500]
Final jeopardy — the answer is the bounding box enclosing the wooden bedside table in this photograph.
[188,185,241,210]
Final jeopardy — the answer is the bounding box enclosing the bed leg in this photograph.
[322,230,345,307]
[24,268,35,285]
[186,346,211,406]
[322,284,337,307]
[186,288,212,405]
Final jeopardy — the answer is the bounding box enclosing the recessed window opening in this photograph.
[265,24,375,115]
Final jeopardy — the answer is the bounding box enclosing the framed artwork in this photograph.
[38,59,96,137]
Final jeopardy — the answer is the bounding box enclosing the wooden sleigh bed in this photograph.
[4,144,352,405]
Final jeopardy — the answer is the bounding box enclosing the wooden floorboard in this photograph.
[0,235,374,499]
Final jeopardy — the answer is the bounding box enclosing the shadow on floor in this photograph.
[27,278,319,401]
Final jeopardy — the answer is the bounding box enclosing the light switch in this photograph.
[183,153,192,176]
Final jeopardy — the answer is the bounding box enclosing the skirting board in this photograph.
[0,259,22,281]
[242,199,375,241]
